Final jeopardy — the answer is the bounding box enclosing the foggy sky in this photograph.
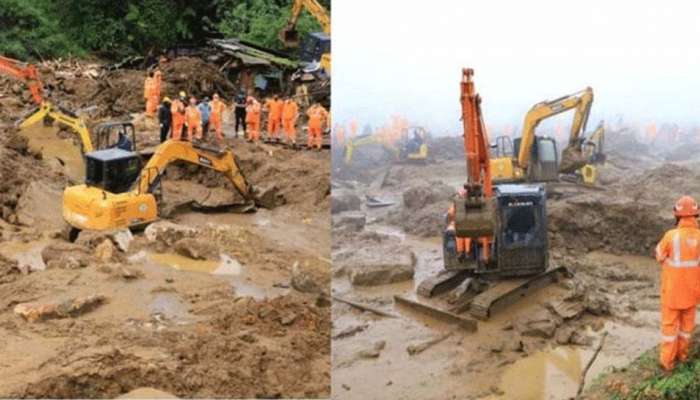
[332,0,700,135]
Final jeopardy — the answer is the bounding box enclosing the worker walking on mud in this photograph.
[209,93,226,146]
[185,97,203,141]
[170,92,187,140]
[234,90,247,138]
[264,94,283,141]
[655,195,700,372]
[158,97,172,143]
[306,102,328,150]
[282,96,299,147]
[245,96,262,143]
[198,97,211,138]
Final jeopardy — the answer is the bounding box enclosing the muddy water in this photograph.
[20,123,83,181]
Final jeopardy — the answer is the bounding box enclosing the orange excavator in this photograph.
[396,69,568,321]
[0,56,44,105]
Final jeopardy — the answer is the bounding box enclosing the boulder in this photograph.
[331,190,361,214]
[344,244,416,286]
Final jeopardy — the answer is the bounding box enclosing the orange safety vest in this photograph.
[269,99,283,120]
[185,105,201,126]
[210,99,225,120]
[307,106,328,130]
[171,99,186,123]
[656,218,700,309]
[246,101,261,123]
[282,101,298,121]
[144,77,154,99]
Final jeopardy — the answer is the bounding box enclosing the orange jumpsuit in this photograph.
[266,99,283,139]
[282,100,299,143]
[144,77,155,116]
[655,217,700,371]
[210,99,226,144]
[306,105,328,149]
[170,99,186,140]
[185,105,202,140]
[147,71,162,116]
[447,203,471,255]
[246,100,262,142]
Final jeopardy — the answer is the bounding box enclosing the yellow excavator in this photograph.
[577,120,606,184]
[63,140,257,236]
[344,126,429,165]
[280,0,331,74]
[19,102,95,153]
[490,87,595,184]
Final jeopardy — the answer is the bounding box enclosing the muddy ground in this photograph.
[0,59,330,398]
[330,128,699,400]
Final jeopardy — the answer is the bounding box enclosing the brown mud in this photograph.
[0,59,330,398]
[331,127,684,399]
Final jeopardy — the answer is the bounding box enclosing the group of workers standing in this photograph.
[145,69,328,150]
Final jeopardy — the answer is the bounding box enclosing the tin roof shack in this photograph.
[207,39,299,98]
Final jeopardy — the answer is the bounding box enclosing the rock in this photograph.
[256,184,285,209]
[331,190,361,214]
[291,261,322,294]
[78,229,133,252]
[336,212,366,232]
[118,387,177,399]
[15,181,64,229]
[174,238,218,260]
[584,292,611,316]
[358,340,386,359]
[144,221,197,246]
[332,323,368,340]
[345,244,416,286]
[547,300,585,320]
[6,132,28,153]
[41,243,94,269]
[280,313,297,326]
[94,239,115,262]
[555,326,575,345]
[513,309,560,339]
[14,294,106,322]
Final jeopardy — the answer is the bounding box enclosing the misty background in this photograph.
[331,0,700,137]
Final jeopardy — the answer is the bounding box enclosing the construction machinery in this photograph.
[490,87,594,184]
[63,140,257,235]
[577,120,606,184]
[343,126,429,165]
[280,0,331,74]
[402,69,567,321]
[0,55,44,105]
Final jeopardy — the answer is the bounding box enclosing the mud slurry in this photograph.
[331,129,687,400]
[0,62,331,397]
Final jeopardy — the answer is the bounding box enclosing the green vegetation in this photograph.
[1,0,329,60]
[588,344,700,400]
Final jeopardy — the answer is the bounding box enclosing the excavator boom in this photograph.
[517,87,593,170]
[0,55,44,105]
[281,0,331,46]
[63,141,255,231]
[19,102,94,153]
[461,68,492,197]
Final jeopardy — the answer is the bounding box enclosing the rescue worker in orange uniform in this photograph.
[655,195,700,371]
[144,72,155,116]
[306,103,328,150]
[264,94,283,141]
[146,70,162,116]
[185,97,202,141]
[170,91,187,140]
[282,97,299,147]
[245,96,262,143]
[209,93,226,146]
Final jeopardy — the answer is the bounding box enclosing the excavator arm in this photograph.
[281,0,331,46]
[344,134,399,164]
[19,102,94,153]
[517,87,593,171]
[0,56,44,105]
[137,141,254,203]
[583,120,605,164]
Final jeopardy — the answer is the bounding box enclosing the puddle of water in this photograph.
[0,240,50,271]
[20,124,84,181]
[148,293,189,321]
[148,253,241,275]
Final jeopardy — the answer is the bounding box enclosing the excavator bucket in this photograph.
[280,25,300,48]
[559,145,589,174]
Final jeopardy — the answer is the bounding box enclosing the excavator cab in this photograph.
[94,121,137,152]
[514,136,559,182]
[84,149,142,194]
[299,32,331,70]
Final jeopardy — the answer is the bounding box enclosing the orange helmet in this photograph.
[674,195,699,217]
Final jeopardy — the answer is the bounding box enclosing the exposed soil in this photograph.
[0,59,330,398]
[331,125,687,400]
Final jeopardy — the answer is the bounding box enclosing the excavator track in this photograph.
[417,270,470,297]
[469,266,569,320]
